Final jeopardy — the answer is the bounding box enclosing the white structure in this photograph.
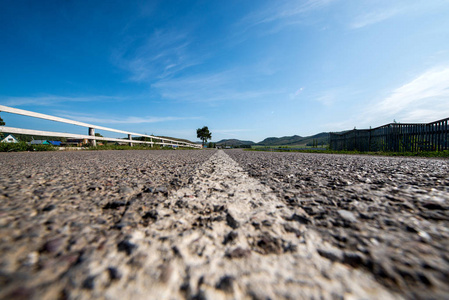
[1,134,19,143]
[0,105,201,148]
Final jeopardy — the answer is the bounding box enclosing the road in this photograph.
[0,149,448,299]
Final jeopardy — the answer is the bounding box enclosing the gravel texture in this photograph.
[0,150,214,299]
[0,149,448,299]
[226,149,449,299]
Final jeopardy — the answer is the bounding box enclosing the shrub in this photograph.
[0,142,55,152]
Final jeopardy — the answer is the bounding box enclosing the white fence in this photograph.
[0,105,201,148]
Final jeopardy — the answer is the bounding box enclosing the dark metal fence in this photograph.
[329,117,449,152]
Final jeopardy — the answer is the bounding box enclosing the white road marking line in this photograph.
[77,150,401,299]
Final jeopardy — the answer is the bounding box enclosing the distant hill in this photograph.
[257,132,329,146]
[211,133,330,147]
[258,135,303,146]
[216,139,255,146]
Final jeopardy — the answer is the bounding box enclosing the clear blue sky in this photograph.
[1,0,449,143]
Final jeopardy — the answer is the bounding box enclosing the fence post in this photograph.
[128,134,133,147]
[89,127,96,147]
[368,129,371,151]
[443,120,449,150]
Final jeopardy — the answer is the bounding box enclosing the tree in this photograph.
[0,115,5,126]
[197,126,212,147]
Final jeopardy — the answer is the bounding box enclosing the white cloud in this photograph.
[323,67,449,131]
[312,87,360,106]
[289,87,304,99]
[238,0,335,34]
[349,0,449,29]
[247,0,334,24]
[370,67,449,123]
[113,29,201,82]
[315,91,336,106]
[1,95,123,107]
[57,111,199,125]
[350,8,400,29]
[152,69,281,103]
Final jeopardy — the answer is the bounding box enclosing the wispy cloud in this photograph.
[242,0,334,26]
[1,95,123,107]
[113,28,201,82]
[350,8,400,29]
[322,67,449,131]
[314,91,339,106]
[289,87,304,99]
[311,87,360,106]
[57,111,199,125]
[349,0,449,29]
[237,0,335,35]
[152,69,282,103]
[369,66,449,123]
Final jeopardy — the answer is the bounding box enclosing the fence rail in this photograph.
[329,117,449,152]
[0,105,201,148]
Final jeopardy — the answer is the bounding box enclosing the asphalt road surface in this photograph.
[0,149,448,299]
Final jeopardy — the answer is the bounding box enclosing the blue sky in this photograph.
[1,0,449,143]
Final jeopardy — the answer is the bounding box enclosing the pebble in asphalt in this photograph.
[227,149,449,299]
[0,149,448,299]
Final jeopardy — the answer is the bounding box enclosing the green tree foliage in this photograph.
[139,133,151,142]
[197,126,212,146]
[0,115,5,126]
[94,133,106,144]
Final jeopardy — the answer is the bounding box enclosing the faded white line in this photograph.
[68,150,401,299]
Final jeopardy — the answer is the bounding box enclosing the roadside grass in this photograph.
[88,144,195,151]
[0,142,198,152]
[246,148,449,158]
[251,144,327,150]
[0,141,56,152]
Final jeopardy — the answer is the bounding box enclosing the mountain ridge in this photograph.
[213,132,329,146]
[215,139,255,146]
